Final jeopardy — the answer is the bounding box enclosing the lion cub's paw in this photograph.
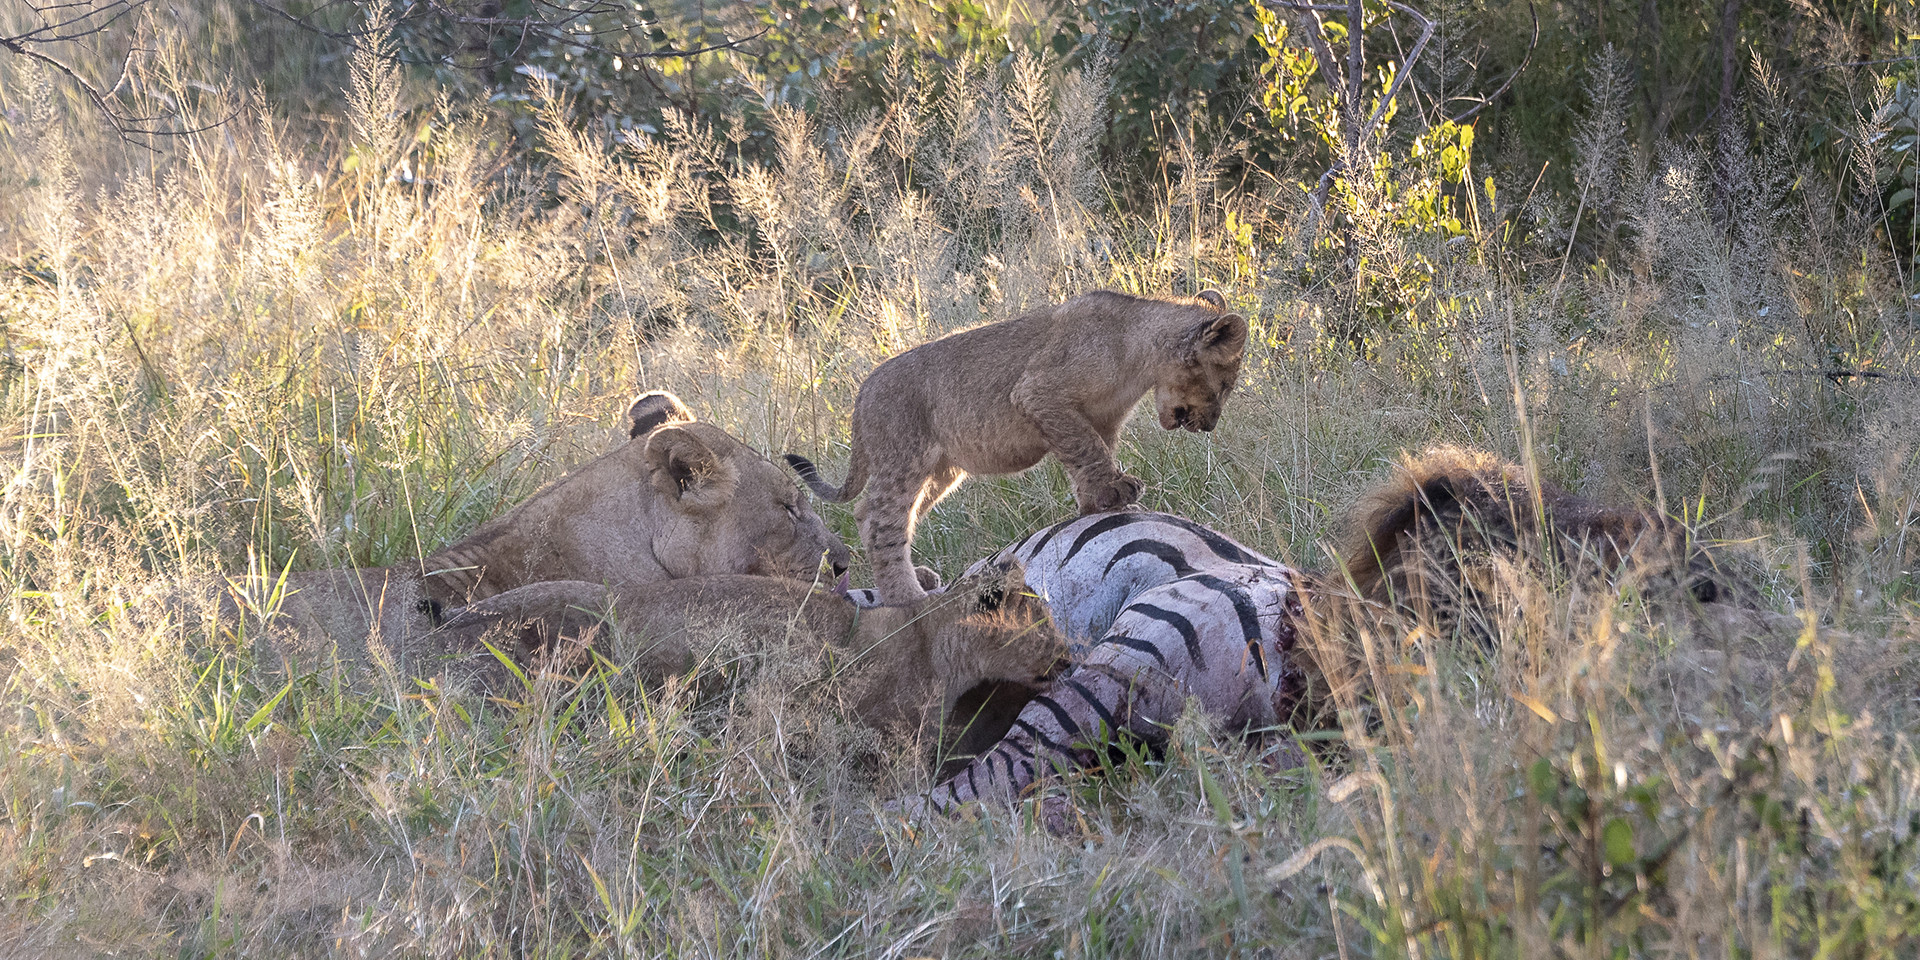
[1079,474,1145,514]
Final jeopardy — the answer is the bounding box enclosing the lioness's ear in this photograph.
[1183,312,1248,360]
[628,390,696,439]
[645,425,739,512]
[1195,289,1227,311]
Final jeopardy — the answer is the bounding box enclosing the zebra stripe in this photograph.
[1186,575,1267,679]
[1063,513,1159,565]
[1124,603,1206,670]
[1103,540,1199,577]
[1060,677,1121,735]
[1016,514,1082,563]
[1153,514,1271,566]
[1094,633,1169,666]
[838,510,1309,818]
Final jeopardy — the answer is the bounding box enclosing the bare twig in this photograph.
[2,0,762,145]
[246,0,767,65]
[1796,54,1920,74]
[1270,0,1437,239]
[1359,1,1434,142]
[1445,0,1538,123]
[1638,368,1920,392]
[1,0,239,146]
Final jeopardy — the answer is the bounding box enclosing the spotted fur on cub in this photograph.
[787,290,1248,606]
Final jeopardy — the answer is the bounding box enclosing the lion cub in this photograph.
[786,289,1248,605]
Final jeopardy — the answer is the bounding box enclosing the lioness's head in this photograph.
[643,421,852,580]
[1154,291,1249,433]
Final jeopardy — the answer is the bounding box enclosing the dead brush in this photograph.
[1,5,1918,954]
[1280,482,1920,958]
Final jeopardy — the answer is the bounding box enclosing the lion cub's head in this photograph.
[921,563,1064,692]
[1153,290,1250,433]
[917,564,1065,765]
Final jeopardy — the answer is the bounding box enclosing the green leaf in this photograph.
[1528,758,1556,800]
[243,678,295,735]
[1196,756,1233,824]
[482,639,533,695]
[1602,817,1636,868]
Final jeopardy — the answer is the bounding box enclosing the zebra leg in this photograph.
[918,665,1142,814]
[905,603,1203,815]
[891,573,1297,819]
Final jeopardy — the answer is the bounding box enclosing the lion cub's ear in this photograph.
[1195,289,1227,310]
[645,425,740,512]
[628,390,696,439]
[1181,312,1249,361]
[970,562,1033,613]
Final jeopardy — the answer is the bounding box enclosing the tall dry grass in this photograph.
[1,5,1917,957]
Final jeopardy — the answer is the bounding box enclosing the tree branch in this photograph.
[245,0,767,64]
[1,2,239,147]
[1357,1,1434,142]
[1445,0,1537,123]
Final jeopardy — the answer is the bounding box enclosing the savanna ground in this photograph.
[2,2,1919,957]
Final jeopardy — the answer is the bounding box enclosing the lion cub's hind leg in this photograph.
[917,462,967,520]
[861,458,967,605]
[859,459,936,604]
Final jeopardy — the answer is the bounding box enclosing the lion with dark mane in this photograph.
[1336,447,1777,644]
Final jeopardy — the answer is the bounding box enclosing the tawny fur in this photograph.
[626,390,694,439]
[240,393,851,676]
[437,568,1065,758]
[788,290,1249,605]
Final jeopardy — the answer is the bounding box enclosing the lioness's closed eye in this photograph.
[786,289,1249,606]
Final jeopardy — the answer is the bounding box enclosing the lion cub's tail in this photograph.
[784,448,868,503]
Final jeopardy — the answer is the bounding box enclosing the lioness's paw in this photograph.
[1081,474,1144,514]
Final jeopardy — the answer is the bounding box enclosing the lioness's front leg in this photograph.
[1011,383,1143,514]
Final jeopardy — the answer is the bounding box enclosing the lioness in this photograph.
[436,567,1065,761]
[241,393,852,675]
[1339,447,1784,644]
[786,290,1249,605]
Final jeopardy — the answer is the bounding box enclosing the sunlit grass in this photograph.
[1,6,1918,957]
